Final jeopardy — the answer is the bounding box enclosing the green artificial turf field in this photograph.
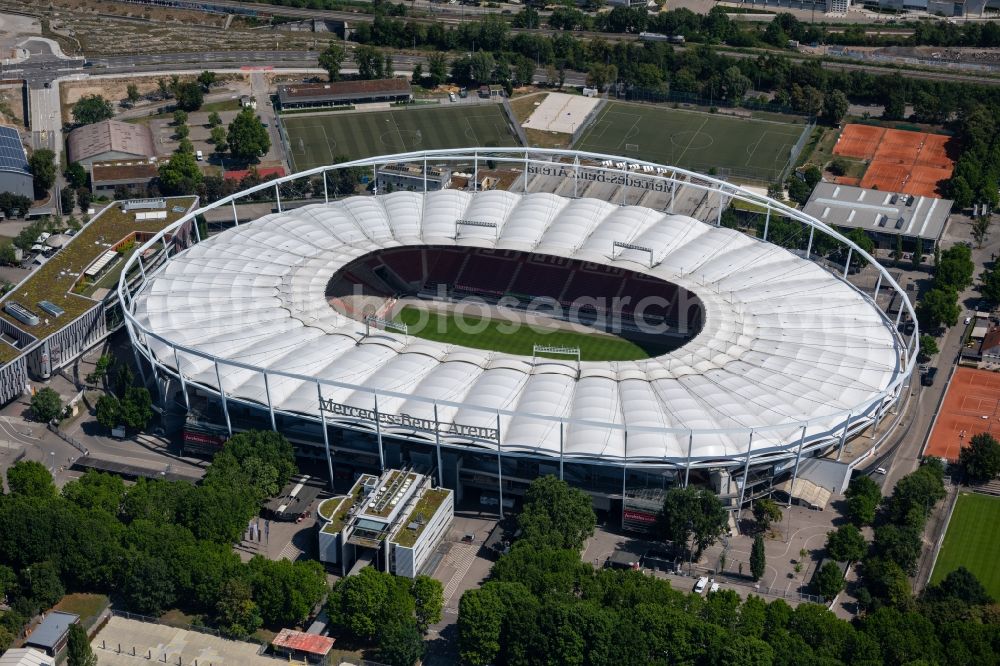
[575,101,808,183]
[394,306,676,361]
[929,492,1000,599]
[282,105,519,170]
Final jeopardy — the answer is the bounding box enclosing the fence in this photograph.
[109,609,268,647]
[780,119,817,184]
[500,97,529,148]
[48,423,89,455]
[615,87,809,120]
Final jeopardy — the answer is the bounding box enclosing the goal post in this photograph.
[364,314,408,337]
[455,219,499,240]
[533,345,581,377]
[612,240,655,268]
[625,143,640,154]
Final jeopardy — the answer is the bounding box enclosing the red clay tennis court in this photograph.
[833,124,956,198]
[925,367,1000,461]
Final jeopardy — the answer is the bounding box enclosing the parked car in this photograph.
[921,367,937,386]
[875,467,887,475]
[694,576,709,594]
[709,582,720,594]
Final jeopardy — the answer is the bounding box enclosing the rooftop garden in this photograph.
[0,197,196,341]
[321,475,377,534]
[392,488,450,548]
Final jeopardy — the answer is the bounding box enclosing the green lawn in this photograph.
[930,492,1000,599]
[575,102,807,183]
[53,593,108,629]
[281,104,520,170]
[394,306,674,361]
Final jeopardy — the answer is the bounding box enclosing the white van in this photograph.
[449,92,457,102]
[195,150,204,161]
[709,582,720,594]
[694,576,709,594]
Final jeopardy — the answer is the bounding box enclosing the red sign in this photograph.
[623,509,657,524]
[183,430,225,448]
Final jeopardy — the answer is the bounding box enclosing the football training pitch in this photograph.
[576,102,808,182]
[930,492,1000,599]
[394,306,676,361]
[282,105,520,170]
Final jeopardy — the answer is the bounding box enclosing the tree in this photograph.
[172,109,188,126]
[918,334,939,362]
[227,109,270,162]
[94,394,122,430]
[958,432,1000,483]
[658,487,728,557]
[176,138,194,155]
[823,90,849,125]
[458,586,504,666]
[319,41,347,81]
[20,560,64,611]
[197,70,217,90]
[426,52,448,87]
[76,187,92,213]
[247,557,326,626]
[207,111,222,127]
[6,461,56,498]
[922,566,994,606]
[86,354,113,385]
[0,192,32,219]
[354,45,385,80]
[917,287,960,331]
[937,244,975,291]
[410,63,423,86]
[377,619,425,666]
[157,150,203,195]
[60,186,75,213]
[215,577,263,638]
[517,475,596,551]
[30,387,63,423]
[65,162,88,189]
[825,524,867,562]
[174,82,204,112]
[721,65,751,103]
[126,83,141,107]
[72,95,114,125]
[62,470,126,515]
[210,125,228,151]
[972,216,990,248]
[174,124,190,141]
[815,561,845,600]
[752,499,782,531]
[327,566,394,641]
[981,264,1000,306]
[28,148,56,196]
[66,622,97,666]
[411,575,443,633]
[0,244,17,266]
[750,534,766,581]
[121,551,177,615]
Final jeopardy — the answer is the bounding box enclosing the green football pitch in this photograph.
[394,306,676,361]
[575,102,808,182]
[282,105,520,170]
[930,492,1000,599]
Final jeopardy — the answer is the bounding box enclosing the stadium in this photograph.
[121,148,916,519]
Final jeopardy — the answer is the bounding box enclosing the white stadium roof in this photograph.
[135,189,904,465]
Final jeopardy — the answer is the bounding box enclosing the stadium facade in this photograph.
[122,149,916,518]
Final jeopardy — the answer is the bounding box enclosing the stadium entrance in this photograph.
[325,246,704,360]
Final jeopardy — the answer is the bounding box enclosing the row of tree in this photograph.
[456,474,1000,665]
[917,243,974,332]
[0,430,326,647]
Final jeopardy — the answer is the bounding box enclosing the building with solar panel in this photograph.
[0,126,33,201]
